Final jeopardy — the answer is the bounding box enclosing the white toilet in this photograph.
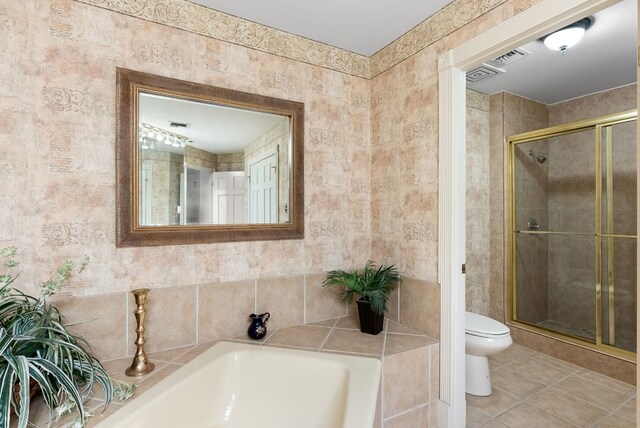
[465,311,512,396]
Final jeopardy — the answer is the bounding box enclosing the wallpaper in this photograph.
[69,0,531,79]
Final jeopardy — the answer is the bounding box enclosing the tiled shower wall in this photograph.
[487,86,637,380]
[499,85,637,338]
[547,85,637,346]
[503,94,551,324]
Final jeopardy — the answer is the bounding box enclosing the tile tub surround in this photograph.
[19,317,439,428]
[467,344,637,427]
[50,274,440,362]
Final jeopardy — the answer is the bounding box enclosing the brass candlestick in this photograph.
[126,288,155,377]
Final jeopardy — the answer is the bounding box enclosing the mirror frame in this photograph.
[115,68,304,247]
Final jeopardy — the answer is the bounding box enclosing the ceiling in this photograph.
[188,0,456,56]
[188,0,637,105]
[467,0,637,104]
[139,93,286,154]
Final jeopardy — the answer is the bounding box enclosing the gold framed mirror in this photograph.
[116,68,304,247]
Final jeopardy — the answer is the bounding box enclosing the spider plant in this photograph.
[0,247,128,428]
[323,260,401,315]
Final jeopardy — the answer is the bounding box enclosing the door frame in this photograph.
[437,0,622,426]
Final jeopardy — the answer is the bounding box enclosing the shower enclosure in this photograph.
[508,110,637,360]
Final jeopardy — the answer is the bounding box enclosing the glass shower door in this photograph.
[599,120,637,353]
[512,129,597,343]
[509,110,637,360]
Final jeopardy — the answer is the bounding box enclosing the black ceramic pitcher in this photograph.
[247,312,270,340]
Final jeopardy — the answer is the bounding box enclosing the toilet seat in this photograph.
[465,311,510,338]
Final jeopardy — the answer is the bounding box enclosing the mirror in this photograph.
[116,68,304,246]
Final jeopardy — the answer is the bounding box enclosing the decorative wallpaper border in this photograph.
[74,0,510,79]
[73,0,371,78]
[370,0,508,77]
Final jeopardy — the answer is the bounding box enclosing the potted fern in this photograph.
[323,260,401,335]
[0,247,134,428]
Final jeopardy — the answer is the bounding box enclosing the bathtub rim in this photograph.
[94,340,382,428]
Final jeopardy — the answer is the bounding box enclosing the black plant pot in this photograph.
[356,299,384,335]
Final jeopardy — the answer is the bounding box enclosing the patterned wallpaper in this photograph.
[0,0,545,295]
[73,0,371,78]
[0,0,372,296]
[70,0,527,79]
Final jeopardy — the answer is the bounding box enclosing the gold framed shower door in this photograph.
[507,109,637,363]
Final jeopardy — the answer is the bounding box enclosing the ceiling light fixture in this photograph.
[138,123,190,150]
[541,17,593,55]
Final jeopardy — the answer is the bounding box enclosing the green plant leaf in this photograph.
[0,365,14,428]
[323,260,401,315]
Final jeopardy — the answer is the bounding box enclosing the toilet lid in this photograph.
[465,311,510,336]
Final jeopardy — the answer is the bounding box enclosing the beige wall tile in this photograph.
[304,273,347,324]
[399,277,440,338]
[53,292,127,361]
[466,91,491,316]
[256,276,304,331]
[429,343,439,403]
[127,286,197,354]
[383,347,429,418]
[198,280,255,343]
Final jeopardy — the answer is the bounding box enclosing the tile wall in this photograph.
[547,85,637,347]
[467,90,491,316]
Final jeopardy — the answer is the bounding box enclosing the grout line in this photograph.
[253,279,257,313]
[318,317,338,351]
[124,291,130,357]
[600,394,637,423]
[574,369,637,393]
[303,274,307,325]
[379,318,389,420]
[195,285,199,344]
[382,402,429,424]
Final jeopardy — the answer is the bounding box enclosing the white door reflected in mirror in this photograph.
[137,91,291,227]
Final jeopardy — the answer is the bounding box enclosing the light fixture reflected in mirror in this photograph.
[138,123,189,150]
[541,17,593,54]
[115,67,305,247]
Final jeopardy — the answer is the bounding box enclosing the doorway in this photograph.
[437,0,627,426]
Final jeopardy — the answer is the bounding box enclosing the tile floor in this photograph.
[468,344,637,427]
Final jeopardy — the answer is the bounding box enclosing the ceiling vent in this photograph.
[466,64,504,83]
[169,121,189,128]
[486,48,531,68]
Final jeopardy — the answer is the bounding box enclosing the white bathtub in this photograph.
[96,341,381,428]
